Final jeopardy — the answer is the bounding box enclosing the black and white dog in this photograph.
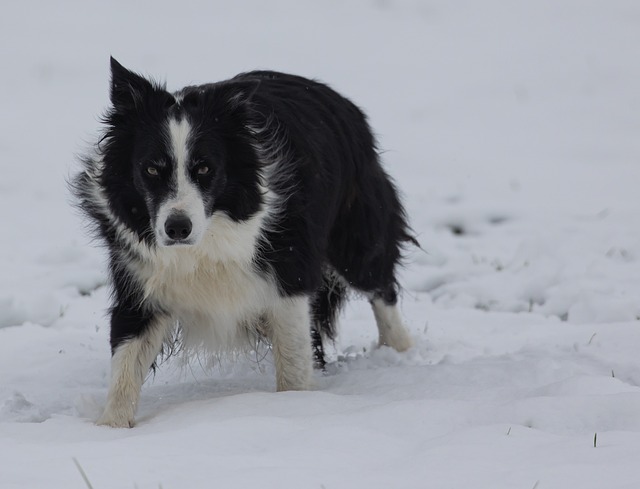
[73,58,415,427]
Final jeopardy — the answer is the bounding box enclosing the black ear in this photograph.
[109,57,157,110]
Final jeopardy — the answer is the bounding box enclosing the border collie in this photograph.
[72,58,415,427]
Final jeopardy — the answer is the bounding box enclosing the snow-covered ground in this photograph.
[2,1,640,487]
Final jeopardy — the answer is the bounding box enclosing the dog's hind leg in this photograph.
[326,157,414,352]
[310,272,347,370]
[97,310,172,428]
[310,325,326,371]
[334,260,413,352]
[369,283,412,352]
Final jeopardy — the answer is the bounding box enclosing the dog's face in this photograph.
[104,58,262,247]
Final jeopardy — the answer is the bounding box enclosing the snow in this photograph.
[2,0,640,487]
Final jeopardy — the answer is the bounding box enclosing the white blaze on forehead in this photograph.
[167,117,191,171]
[154,116,207,246]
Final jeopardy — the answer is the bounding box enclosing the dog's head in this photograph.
[101,58,263,247]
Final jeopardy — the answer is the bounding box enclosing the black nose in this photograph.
[164,214,192,240]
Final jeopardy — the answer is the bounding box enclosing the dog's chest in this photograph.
[149,259,267,310]
[139,249,275,337]
[142,210,275,320]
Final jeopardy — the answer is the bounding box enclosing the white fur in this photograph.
[370,298,413,352]
[155,117,207,246]
[81,139,287,357]
[86,112,405,427]
[140,207,277,353]
[97,316,171,428]
[266,296,313,391]
[96,195,312,427]
[97,205,306,427]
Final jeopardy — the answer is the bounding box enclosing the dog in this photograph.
[72,58,415,427]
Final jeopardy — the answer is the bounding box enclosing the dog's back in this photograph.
[231,71,415,362]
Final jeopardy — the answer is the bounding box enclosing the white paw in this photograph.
[380,331,413,352]
[276,365,312,392]
[96,408,135,428]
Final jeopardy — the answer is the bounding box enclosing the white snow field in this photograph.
[1,0,640,487]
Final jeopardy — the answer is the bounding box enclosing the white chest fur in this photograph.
[136,210,277,351]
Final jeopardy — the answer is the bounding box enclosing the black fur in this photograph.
[72,58,414,368]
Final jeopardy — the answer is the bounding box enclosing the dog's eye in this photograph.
[196,165,210,176]
[146,166,159,176]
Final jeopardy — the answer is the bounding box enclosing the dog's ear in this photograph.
[109,57,157,111]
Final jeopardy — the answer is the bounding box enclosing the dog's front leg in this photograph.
[268,295,314,391]
[97,308,171,428]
